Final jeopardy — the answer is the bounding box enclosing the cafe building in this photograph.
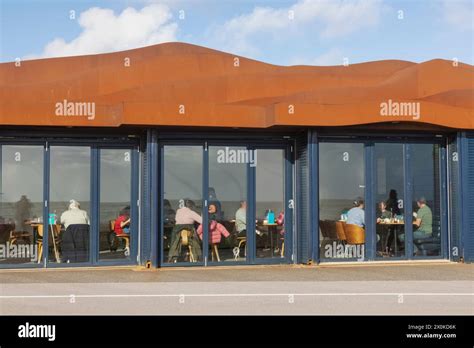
[0,43,473,269]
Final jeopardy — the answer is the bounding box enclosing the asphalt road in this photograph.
[0,263,473,315]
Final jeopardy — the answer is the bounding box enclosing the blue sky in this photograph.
[0,0,473,65]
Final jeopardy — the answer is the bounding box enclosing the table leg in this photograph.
[394,226,398,256]
[270,226,275,255]
[50,224,60,263]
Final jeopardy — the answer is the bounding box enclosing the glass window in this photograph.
[319,143,365,260]
[163,146,203,264]
[50,146,91,264]
[208,146,247,262]
[0,145,43,264]
[375,143,405,258]
[255,149,286,259]
[99,149,132,261]
[410,144,441,257]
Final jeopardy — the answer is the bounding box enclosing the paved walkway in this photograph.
[1,263,473,315]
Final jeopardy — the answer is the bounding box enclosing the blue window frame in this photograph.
[157,137,295,267]
[0,135,140,269]
[314,133,449,263]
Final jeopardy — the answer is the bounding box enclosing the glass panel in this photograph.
[208,146,247,262]
[410,144,441,257]
[375,143,405,258]
[50,146,91,263]
[255,149,285,259]
[319,143,365,260]
[0,145,43,264]
[99,149,132,261]
[163,146,203,264]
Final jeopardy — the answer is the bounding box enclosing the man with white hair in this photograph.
[60,199,90,263]
[60,199,90,229]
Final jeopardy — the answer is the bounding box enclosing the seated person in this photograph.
[60,199,90,229]
[197,203,230,246]
[60,199,90,263]
[346,198,365,228]
[399,197,433,253]
[208,203,218,222]
[167,199,202,262]
[376,201,392,223]
[114,206,131,235]
[413,197,433,237]
[235,201,265,237]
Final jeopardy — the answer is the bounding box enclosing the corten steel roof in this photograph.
[0,42,473,129]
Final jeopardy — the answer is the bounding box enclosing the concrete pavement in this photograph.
[0,262,473,315]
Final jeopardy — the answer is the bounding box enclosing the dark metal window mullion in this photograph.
[131,147,140,263]
[202,142,209,265]
[404,144,414,260]
[440,143,449,259]
[365,142,376,261]
[311,130,319,263]
[43,141,50,267]
[91,146,99,265]
[247,145,256,264]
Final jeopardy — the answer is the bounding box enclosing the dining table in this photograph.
[27,222,61,263]
[377,221,404,256]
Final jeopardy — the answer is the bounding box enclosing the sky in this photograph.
[0,0,473,66]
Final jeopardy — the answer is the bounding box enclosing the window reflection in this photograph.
[319,143,365,260]
[208,146,247,262]
[0,145,43,264]
[255,149,286,259]
[375,143,405,258]
[50,146,91,263]
[408,144,441,257]
[99,149,132,260]
[163,146,203,263]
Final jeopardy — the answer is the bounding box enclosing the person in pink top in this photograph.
[196,203,230,245]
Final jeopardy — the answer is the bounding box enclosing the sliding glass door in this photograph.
[98,149,134,261]
[254,148,291,261]
[319,142,365,260]
[374,143,405,259]
[0,145,44,265]
[318,138,446,262]
[160,142,293,266]
[49,146,91,264]
[162,145,204,265]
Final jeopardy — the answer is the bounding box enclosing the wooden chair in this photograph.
[180,229,196,262]
[344,224,365,245]
[335,221,347,242]
[36,224,61,263]
[8,227,31,245]
[236,236,246,258]
[110,219,130,255]
[210,244,220,262]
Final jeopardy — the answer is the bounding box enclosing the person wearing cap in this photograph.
[346,198,365,228]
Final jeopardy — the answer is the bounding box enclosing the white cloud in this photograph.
[26,4,178,60]
[207,0,383,57]
[440,0,474,31]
